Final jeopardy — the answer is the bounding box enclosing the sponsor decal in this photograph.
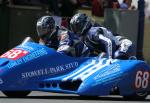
[73,58,107,81]
[7,59,24,68]
[22,48,47,62]
[17,45,34,51]
[72,59,118,81]
[135,70,150,89]
[0,48,29,60]
[21,62,78,79]
[63,59,96,81]
[63,58,118,81]
[7,49,47,68]
[94,64,121,80]
[92,63,121,86]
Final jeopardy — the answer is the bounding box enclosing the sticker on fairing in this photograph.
[0,48,29,60]
[135,70,150,89]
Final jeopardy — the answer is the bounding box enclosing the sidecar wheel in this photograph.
[123,91,148,100]
[2,91,31,98]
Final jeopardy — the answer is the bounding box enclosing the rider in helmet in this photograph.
[70,13,135,59]
[36,16,90,57]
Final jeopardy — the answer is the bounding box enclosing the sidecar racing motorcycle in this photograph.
[0,37,150,100]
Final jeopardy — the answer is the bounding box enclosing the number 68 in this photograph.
[135,71,149,89]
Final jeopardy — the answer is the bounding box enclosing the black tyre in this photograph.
[2,91,31,98]
[123,92,148,100]
[79,95,98,99]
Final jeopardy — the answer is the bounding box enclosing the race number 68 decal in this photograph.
[0,48,28,60]
[135,71,149,89]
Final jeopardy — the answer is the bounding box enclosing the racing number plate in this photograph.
[0,48,29,60]
[135,70,150,89]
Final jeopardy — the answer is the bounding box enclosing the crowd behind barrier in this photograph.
[0,0,150,60]
[1,0,150,19]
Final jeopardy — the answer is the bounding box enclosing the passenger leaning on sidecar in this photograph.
[70,13,136,59]
[36,16,90,57]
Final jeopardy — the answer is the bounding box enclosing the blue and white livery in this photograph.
[0,37,150,100]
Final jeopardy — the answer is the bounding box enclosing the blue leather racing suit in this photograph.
[39,26,90,57]
[81,26,117,58]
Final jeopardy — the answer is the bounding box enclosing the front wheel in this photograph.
[123,92,148,100]
[2,91,31,98]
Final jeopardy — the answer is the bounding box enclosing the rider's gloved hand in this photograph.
[114,51,128,60]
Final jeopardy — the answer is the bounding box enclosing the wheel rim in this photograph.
[136,91,148,97]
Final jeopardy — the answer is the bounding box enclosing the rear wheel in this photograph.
[2,91,31,98]
[123,91,148,100]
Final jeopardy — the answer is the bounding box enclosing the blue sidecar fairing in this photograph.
[0,39,150,99]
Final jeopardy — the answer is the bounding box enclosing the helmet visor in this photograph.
[37,25,55,38]
[70,22,85,35]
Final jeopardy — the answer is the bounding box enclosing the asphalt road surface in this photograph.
[0,91,150,103]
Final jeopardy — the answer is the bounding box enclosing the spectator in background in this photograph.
[48,0,79,17]
[120,0,135,10]
[48,0,60,16]
[92,0,104,17]
[60,0,78,17]
[91,0,112,17]
[60,0,79,28]
[112,0,120,9]
[103,0,120,8]
[78,0,92,7]
[48,0,79,28]
[145,0,150,19]
[92,0,120,17]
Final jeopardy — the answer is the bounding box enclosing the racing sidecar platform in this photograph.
[0,37,150,100]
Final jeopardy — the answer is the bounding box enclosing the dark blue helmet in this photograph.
[36,16,55,41]
[70,13,92,36]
